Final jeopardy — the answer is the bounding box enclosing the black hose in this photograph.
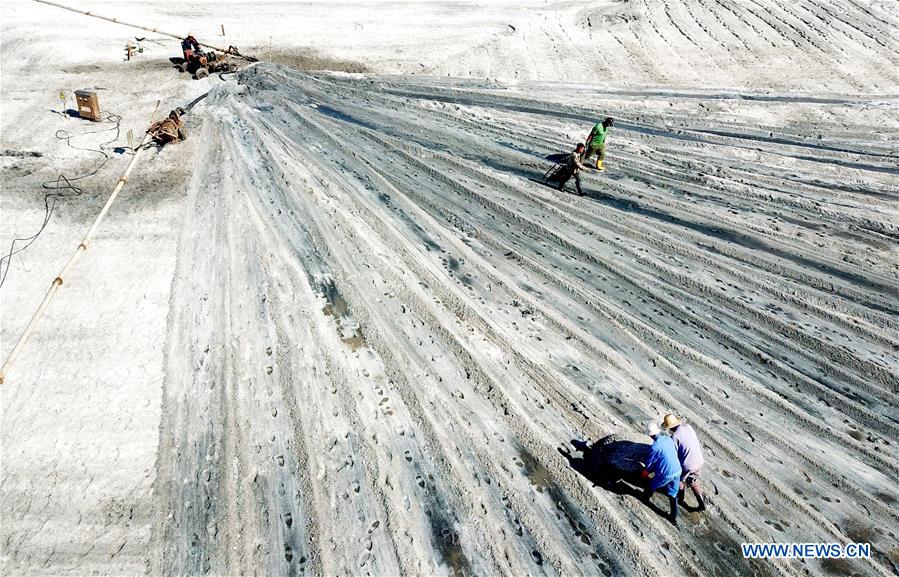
[0,112,124,288]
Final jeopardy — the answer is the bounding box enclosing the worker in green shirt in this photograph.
[584,117,613,171]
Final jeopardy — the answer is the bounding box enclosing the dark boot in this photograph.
[677,487,687,506]
[668,496,678,526]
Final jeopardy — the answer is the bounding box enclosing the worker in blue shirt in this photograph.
[181,33,201,61]
[640,421,681,525]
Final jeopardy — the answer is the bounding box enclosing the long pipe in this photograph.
[31,0,257,61]
[0,101,161,386]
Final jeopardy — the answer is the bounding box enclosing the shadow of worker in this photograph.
[559,434,675,522]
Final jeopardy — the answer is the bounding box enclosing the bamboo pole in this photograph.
[0,101,162,385]
[31,0,257,61]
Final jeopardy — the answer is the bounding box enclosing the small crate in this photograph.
[74,90,100,121]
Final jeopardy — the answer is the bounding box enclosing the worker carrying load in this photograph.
[640,421,681,526]
[662,413,707,512]
[584,116,613,171]
[181,32,200,62]
[147,108,188,145]
[547,143,587,196]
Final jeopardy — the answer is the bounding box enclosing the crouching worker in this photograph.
[556,143,586,195]
[181,32,200,62]
[147,108,188,146]
[663,413,706,511]
[640,421,681,525]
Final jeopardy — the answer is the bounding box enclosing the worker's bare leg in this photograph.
[678,477,706,511]
[690,480,706,511]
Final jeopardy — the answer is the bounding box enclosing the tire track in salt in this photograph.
[294,110,864,572]
[310,113,899,552]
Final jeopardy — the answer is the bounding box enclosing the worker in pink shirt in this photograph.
[662,414,706,511]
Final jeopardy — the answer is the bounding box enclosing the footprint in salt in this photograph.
[357,551,373,567]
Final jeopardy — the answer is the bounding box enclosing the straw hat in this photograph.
[661,413,682,430]
[646,421,661,437]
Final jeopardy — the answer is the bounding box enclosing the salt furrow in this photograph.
[143,65,899,577]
